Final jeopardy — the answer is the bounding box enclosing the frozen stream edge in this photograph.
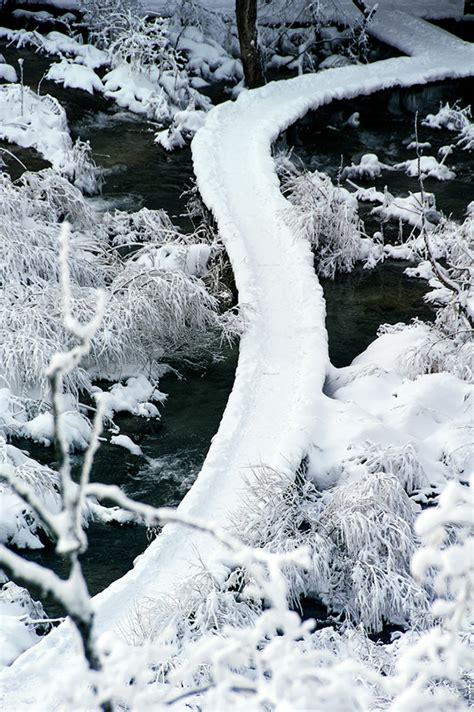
[1,10,473,703]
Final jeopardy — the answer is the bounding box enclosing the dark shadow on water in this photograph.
[323,260,435,367]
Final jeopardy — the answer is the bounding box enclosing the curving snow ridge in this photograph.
[1,10,473,706]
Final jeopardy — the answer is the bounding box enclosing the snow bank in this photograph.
[319,327,474,497]
[21,410,91,450]
[0,85,71,172]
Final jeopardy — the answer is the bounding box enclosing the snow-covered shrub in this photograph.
[231,465,427,633]
[317,472,428,631]
[1,263,226,401]
[278,157,381,277]
[423,102,474,151]
[102,205,177,246]
[347,441,428,496]
[0,172,106,289]
[0,580,50,666]
[380,318,473,384]
[378,213,473,382]
[79,0,141,42]
[231,466,331,608]
[0,436,61,549]
[0,164,233,405]
[390,475,473,710]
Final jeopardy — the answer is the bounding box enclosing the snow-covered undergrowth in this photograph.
[0,579,50,667]
[0,7,210,151]
[0,166,234,552]
[423,101,474,151]
[12,470,469,711]
[0,0,392,152]
[252,109,473,641]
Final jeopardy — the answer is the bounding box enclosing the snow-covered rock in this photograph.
[110,434,143,457]
[342,153,389,180]
[394,155,456,180]
[0,63,17,83]
[46,59,104,94]
[94,376,166,420]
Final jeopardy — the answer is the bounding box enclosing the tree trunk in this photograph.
[236,0,265,89]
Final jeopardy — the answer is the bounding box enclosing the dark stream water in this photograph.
[1,41,472,618]
[0,42,237,606]
[279,77,473,366]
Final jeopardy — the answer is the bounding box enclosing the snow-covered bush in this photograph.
[390,475,473,710]
[278,156,381,277]
[0,580,51,666]
[232,464,428,633]
[423,102,474,151]
[0,165,233,404]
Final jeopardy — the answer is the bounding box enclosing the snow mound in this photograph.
[342,153,390,180]
[46,59,104,94]
[0,63,17,83]
[110,434,143,457]
[394,155,456,181]
[94,376,167,420]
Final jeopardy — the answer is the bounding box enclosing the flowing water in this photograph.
[279,77,473,366]
[1,41,472,616]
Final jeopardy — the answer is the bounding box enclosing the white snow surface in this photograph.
[0,84,74,174]
[110,434,143,457]
[2,11,474,705]
[46,59,104,94]
[143,0,468,22]
[0,63,17,83]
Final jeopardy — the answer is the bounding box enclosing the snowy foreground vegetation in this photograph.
[0,1,473,710]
